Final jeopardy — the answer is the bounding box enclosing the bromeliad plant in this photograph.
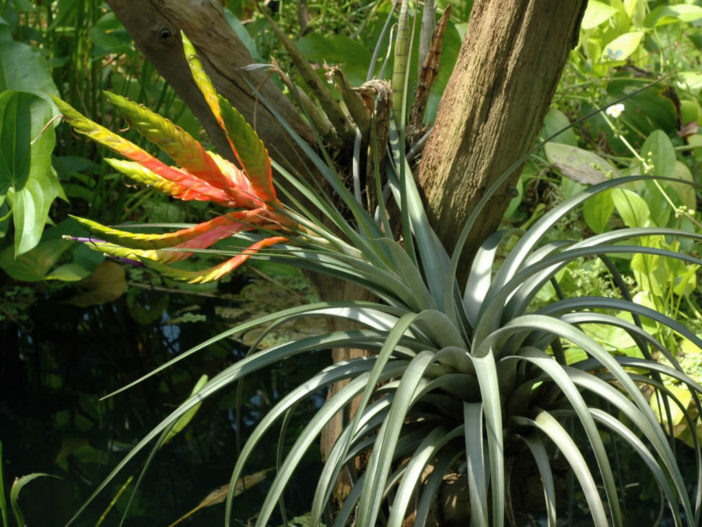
[62,34,702,527]
[54,35,292,284]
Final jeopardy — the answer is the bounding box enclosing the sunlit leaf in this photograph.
[218,96,275,203]
[583,188,613,233]
[581,1,619,30]
[651,384,692,428]
[611,188,650,228]
[641,130,676,180]
[0,91,60,255]
[540,108,578,146]
[54,96,239,207]
[645,5,702,27]
[104,91,238,197]
[0,30,58,103]
[602,31,643,62]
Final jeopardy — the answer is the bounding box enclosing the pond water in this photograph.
[0,269,330,526]
[1,268,699,526]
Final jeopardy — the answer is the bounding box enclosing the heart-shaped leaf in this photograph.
[0,91,61,255]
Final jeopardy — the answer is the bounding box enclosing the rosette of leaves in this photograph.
[53,34,292,284]
[65,34,702,527]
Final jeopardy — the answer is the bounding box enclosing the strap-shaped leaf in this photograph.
[207,151,255,195]
[182,33,223,125]
[181,32,275,204]
[145,236,288,283]
[218,95,275,203]
[53,96,237,207]
[105,159,217,203]
[104,91,236,196]
[69,209,270,251]
[74,239,163,263]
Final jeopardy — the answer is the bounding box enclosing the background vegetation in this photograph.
[1,0,701,525]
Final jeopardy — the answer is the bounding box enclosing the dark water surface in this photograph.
[1,277,329,526]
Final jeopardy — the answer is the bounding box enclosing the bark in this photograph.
[105,0,314,170]
[417,0,587,267]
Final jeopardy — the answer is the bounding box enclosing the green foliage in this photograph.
[506,2,702,445]
[0,13,62,256]
[59,29,702,526]
[0,440,58,527]
[0,91,62,255]
[0,0,208,283]
[5,1,702,525]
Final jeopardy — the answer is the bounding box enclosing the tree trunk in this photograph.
[417,0,587,265]
[105,0,314,170]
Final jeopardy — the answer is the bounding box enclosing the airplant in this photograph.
[58,33,702,527]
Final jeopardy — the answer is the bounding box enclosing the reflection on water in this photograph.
[0,267,330,526]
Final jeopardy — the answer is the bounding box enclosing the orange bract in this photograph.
[56,33,291,283]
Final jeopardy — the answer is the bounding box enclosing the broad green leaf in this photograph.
[89,11,134,57]
[602,31,643,62]
[638,131,677,226]
[611,188,650,228]
[640,179,672,227]
[583,321,637,352]
[582,1,619,30]
[672,264,697,297]
[632,250,664,299]
[666,161,696,211]
[680,99,700,124]
[46,263,92,282]
[0,91,61,254]
[295,33,373,88]
[677,71,702,94]
[540,108,578,145]
[0,237,71,281]
[645,5,702,28]
[8,170,63,255]
[0,32,58,103]
[606,79,677,138]
[650,385,692,428]
[641,130,676,180]
[583,188,614,233]
[688,134,702,161]
[545,142,616,184]
[681,338,701,356]
[631,291,660,333]
[65,260,127,307]
[624,0,642,19]
[0,90,32,191]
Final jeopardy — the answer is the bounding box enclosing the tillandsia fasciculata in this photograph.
[54,34,294,284]
[58,29,702,527]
